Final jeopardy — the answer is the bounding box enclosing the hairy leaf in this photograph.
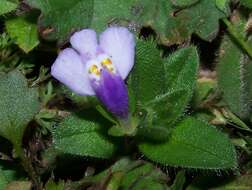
[0,71,40,155]
[217,34,252,119]
[129,39,165,105]
[139,117,237,169]
[52,111,116,158]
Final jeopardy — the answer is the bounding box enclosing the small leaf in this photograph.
[0,0,18,15]
[5,16,39,53]
[139,117,237,169]
[129,39,165,105]
[52,111,116,158]
[0,71,40,155]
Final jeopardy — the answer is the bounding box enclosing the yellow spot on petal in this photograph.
[101,58,112,65]
[88,65,101,76]
[101,58,115,73]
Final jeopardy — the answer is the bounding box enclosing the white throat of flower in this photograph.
[87,54,117,84]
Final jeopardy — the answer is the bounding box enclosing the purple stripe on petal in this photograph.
[92,69,129,118]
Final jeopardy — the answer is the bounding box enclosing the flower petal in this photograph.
[99,27,135,79]
[51,48,95,95]
[70,29,98,59]
[92,70,129,118]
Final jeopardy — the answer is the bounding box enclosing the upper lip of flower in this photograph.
[50,27,135,118]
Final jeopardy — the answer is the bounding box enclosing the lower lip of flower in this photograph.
[87,55,129,119]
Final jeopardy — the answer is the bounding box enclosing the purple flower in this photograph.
[51,27,135,119]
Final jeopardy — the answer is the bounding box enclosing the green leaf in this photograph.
[164,46,199,92]
[217,34,252,119]
[5,16,39,53]
[26,0,93,43]
[181,0,225,41]
[139,117,237,169]
[240,0,252,9]
[215,0,230,15]
[0,0,18,15]
[129,39,165,105]
[92,0,224,45]
[26,0,224,45]
[137,126,171,142]
[142,46,198,127]
[171,0,200,8]
[0,71,40,155]
[52,111,116,158]
[144,89,190,127]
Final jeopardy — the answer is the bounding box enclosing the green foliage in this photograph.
[139,117,237,169]
[26,0,93,43]
[0,71,40,155]
[25,0,225,45]
[5,16,39,53]
[93,158,168,190]
[171,171,186,190]
[217,35,252,119]
[129,39,165,105]
[141,46,199,127]
[240,0,252,9]
[164,46,199,101]
[215,0,230,14]
[137,126,170,142]
[1,0,251,188]
[52,111,116,158]
[0,0,18,15]
[0,161,26,189]
[144,89,189,127]
[192,78,216,108]
[171,0,200,8]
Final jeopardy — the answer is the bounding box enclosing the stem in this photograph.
[15,145,42,190]
[222,18,252,59]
